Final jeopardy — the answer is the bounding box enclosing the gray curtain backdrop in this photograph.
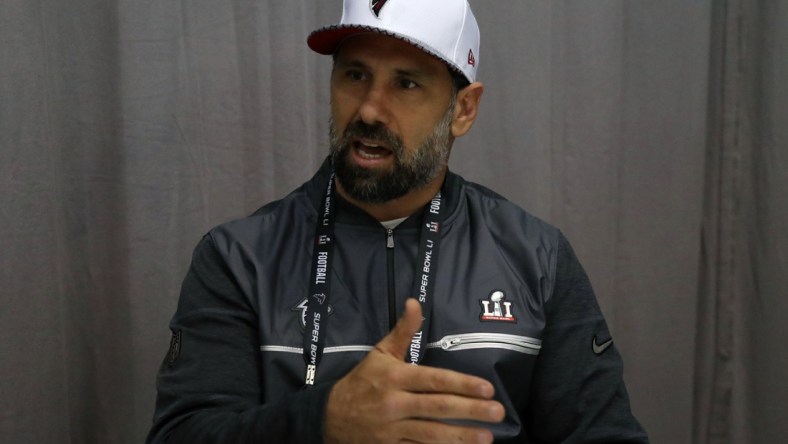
[1,0,785,443]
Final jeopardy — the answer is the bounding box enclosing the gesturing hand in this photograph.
[324,299,505,444]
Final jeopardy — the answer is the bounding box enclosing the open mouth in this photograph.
[352,138,394,162]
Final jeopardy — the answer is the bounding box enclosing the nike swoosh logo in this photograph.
[592,336,614,355]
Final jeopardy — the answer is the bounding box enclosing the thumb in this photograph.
[374,298,423,359]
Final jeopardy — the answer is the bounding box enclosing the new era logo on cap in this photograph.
[308,0,480,83]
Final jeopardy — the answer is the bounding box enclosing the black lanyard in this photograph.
[302,175,443,386]
[302,174,337,385]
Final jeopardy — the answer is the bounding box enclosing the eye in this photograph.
[345,69,365,82]
[397,78,419,90]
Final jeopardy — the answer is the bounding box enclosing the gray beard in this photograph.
[328,101,454,205]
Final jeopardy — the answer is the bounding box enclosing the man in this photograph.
[149,1,648,443]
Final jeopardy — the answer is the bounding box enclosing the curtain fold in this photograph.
[695,0,788,443]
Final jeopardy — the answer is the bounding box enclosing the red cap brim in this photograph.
[307,25,380,55]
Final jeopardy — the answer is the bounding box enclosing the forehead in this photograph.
[334,33,450,77]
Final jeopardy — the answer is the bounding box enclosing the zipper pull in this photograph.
[386,228,394,249]
[441,337,463,350]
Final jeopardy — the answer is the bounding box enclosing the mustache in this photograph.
[341,121,404,156]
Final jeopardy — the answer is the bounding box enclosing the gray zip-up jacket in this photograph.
[148,159,648,443]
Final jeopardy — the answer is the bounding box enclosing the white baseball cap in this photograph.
[308,0,480,83]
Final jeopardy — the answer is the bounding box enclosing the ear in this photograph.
[451,82,484,138]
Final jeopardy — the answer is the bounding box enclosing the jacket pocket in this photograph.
[426,332,541,355]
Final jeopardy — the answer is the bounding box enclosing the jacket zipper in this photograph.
[261,333,541,356]
[260,345,374,354]
[386,228,396,329]
[426,333,542,355]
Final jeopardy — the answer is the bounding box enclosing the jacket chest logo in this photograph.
[479,290,517,323]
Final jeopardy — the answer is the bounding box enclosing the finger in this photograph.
[396,419,494,444]
[399,365,496,400]
[375,298,423,359]
[401,393,505,423]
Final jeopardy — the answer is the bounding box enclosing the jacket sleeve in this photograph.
[147,234,333,444]
[524,233,649,443]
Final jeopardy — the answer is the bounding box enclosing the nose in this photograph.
[357,83,390,127]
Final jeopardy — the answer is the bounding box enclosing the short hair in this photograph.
[449,68,471,93]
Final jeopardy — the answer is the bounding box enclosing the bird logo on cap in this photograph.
[371,0,389,18]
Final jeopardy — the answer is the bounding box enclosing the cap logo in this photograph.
[370,0,389,18]
[468,49,476,67]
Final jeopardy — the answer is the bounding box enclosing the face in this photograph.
[329,34,457,204]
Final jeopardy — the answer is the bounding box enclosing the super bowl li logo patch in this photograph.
[479,290,516,323]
